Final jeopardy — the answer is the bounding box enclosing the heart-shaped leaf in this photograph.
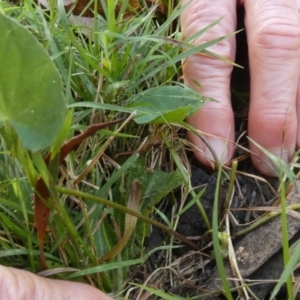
[0,14,66,151]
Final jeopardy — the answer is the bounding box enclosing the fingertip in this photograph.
[248,106,296,176]
[188,127,235,168]
[250,144,291,177]
[60,281,114,300]
[0,266,113,300]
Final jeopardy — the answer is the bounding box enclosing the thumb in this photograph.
[0,265,113,300]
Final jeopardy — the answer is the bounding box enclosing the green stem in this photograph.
[222,161,237,222]
[279,178,293,299]
[161,130,211,230]
[55,185,203,253]
[212,166,233,299]
[233,202,300,239]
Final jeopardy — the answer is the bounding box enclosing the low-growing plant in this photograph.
[1,1,299,300]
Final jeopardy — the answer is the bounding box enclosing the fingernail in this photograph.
[258,149,289,176]
[204,138,229,164]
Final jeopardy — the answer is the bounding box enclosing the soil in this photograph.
[142,162,282,299]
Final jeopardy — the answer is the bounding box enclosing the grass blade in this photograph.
[212,166,233,300]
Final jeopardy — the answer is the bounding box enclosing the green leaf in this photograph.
[132,284,186,300]
[67,245,177,278]
[270,239,300,299]
[141,170,184,215]
[69,102,134,114]
[124,157,184,216]
[0,14,66,151]
[69,85,208,125]
[128,86,205,124]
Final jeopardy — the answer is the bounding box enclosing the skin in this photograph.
[2,1,300,299]
[182,0,300,176]
[0,265,113,300]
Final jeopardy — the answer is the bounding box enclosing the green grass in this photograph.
[0,1,300,299]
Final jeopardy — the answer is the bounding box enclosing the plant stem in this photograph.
[55,185,205,253]
[161,130,211,229]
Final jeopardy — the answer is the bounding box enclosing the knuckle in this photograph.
[253,16,300,54]
[182,4,235,61]
[192,35,234,62]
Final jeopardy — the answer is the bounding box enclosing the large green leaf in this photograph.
[128,86,206,124]
[69,85,208,125]
[0,14,66,151]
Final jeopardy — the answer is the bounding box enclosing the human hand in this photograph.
[181,0,300,176]
[0,265,113,300]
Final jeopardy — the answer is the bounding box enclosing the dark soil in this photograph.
[143,161,280,297]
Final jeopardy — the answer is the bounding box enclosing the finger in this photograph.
[244,0,300,175]
[297,77,300,145]
[0,266,113,300]
[181,0,237,167]
[296,1,300,146]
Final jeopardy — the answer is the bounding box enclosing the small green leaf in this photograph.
[106,80,130,94]
[128,86,205,124]
[0,14,66,151]
[141,170,184,214]
[125,157,185,216]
